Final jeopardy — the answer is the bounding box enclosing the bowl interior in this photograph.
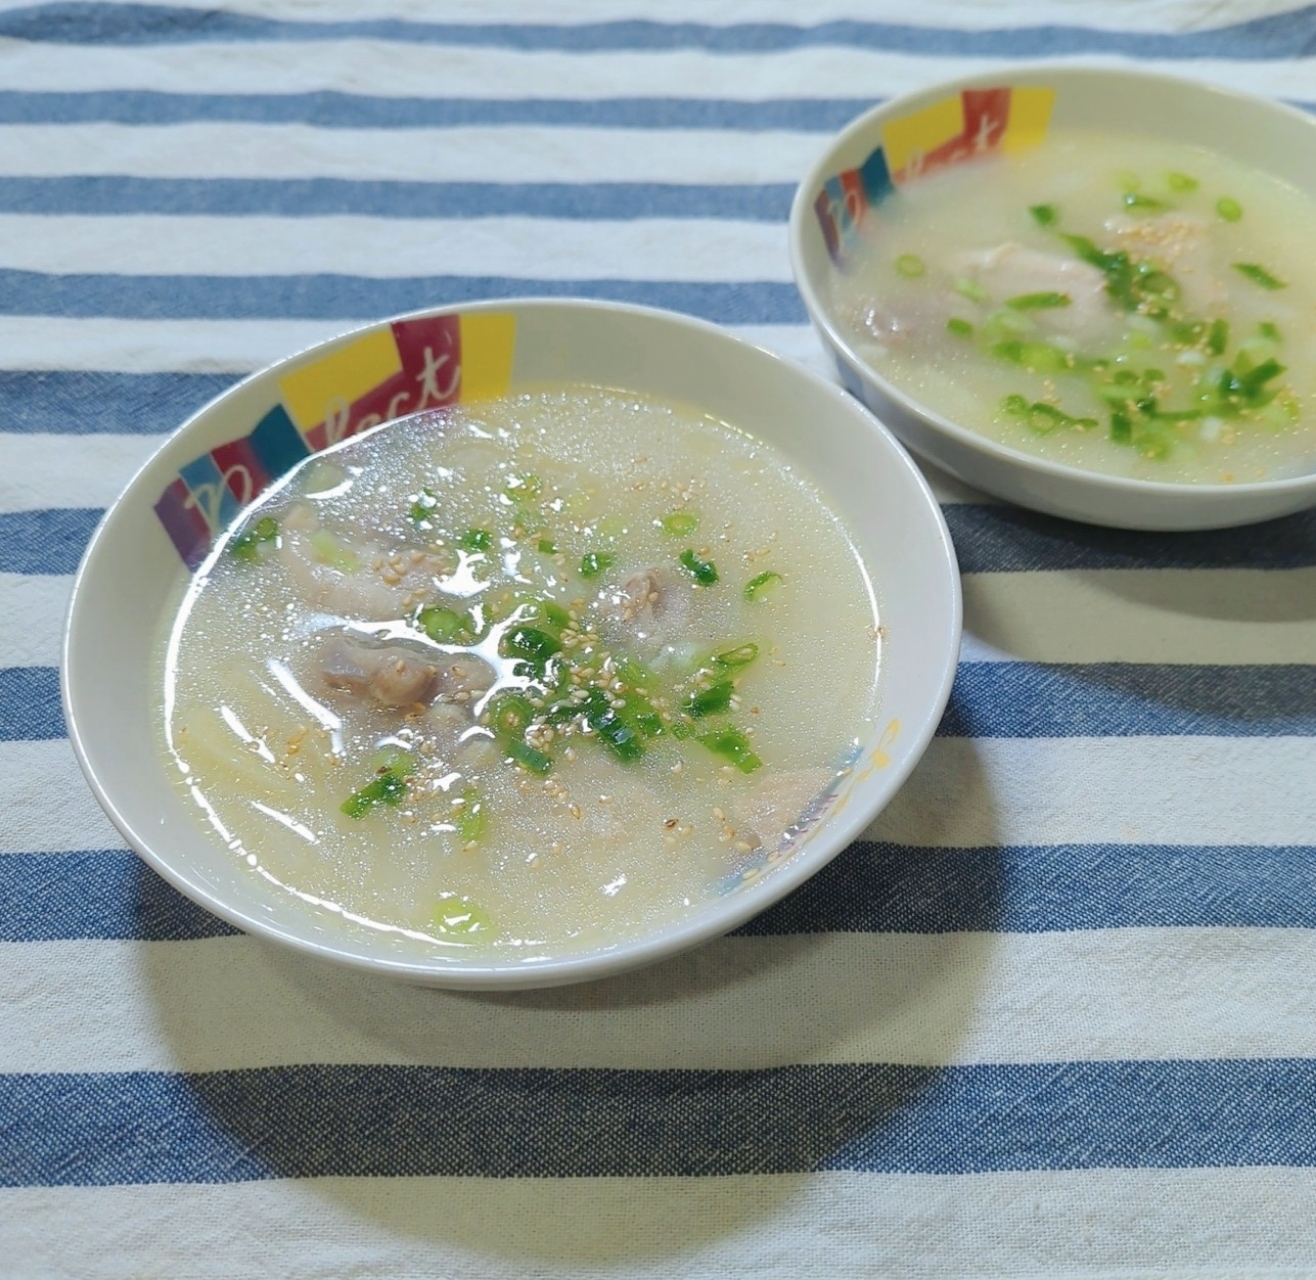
[790,66,1316,527]
[65,300,961,987]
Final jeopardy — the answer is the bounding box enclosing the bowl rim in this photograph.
[62,295,963,988]
[788,61,1316,503]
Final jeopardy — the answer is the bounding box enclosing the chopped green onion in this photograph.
[581,687,644,762]
[712,642,759,670]
[1001,396,1097,435]
[685,680,734,718]
[500,625,561,677]
[341,765,410,819]
[946,317,974,338]
[457,528,494,552]
[678,550,718,586]
[954,277,989,303]
[1259,321,1282,342]
[230,515,279,561]
[1166,172,1199,193]
[503,474,541,501]
[505,738,553,775]
[408,488,438,525]
[697,727,762,774]
[1207,319,1229,357]
[418,604,473,644]
[1006,291,1071,311]
[894,253,925,278]
[1122,192,1166,212]
[991,340,1073,374]
[1233,263,1286,290]
[452,788,486,844]
[614,658,665,737]
[1109,410,1133,444]
[579,550,615,579]
[308,528,359,572]
[744,570,783,602]
[517,596,571,633]
[660,511,699,536]
[537,538,558,555]
[1029,203,1059,227]
[1216,197,1243,222]
[432,894,493,936]
[488,692,534,738]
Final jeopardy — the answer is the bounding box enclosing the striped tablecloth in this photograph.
[4,3,1316,1276]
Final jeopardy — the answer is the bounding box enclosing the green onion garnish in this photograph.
[579,551,615,579]
[503,474,541,502]
[418,604,473,644]
[341,757,413,819]
[500,625,561,677]
[685,680,734,718]
[946,318,974,338]
[1216,197,1243,222]
[1122,192,1166,212]
[1166,172,1199,193]
[408,488,439,525]
[453,788,486,843]
[457,528,494,552]
[1029,203,1058,227]
[894,253,925,278]
[488,692,534,739]
[1207,319,1229,356]
[712,642,759,670]
[954,277,989,303]
[743,571,783,603]
[679,550,718,586]
[581,687,644,762]
[432,894,492,936]
[697,728,762,774]
[1233,263,1286,290]
[1006,291,1071,311]
[230,515,279,562]
[991,340,1073,373]
[1259,321,1282,342]
[660,511,699,536]
[505,738,553,775]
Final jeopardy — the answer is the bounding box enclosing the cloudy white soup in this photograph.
[160,387,880,957]
[832,130,1316,483]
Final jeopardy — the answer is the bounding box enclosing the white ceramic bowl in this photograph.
[790,65,1316,531]
[63,299,961,989]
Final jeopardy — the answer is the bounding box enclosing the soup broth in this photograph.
[830,129,1316,483]
[160,386,880,957]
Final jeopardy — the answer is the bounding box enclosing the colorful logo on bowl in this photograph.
[154,311,516,568]
[815,85,1055,262]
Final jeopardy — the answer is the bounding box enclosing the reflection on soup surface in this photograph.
[831,130,1316,483]
[160,386,881,957]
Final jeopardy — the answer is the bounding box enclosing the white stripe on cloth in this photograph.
[0,38,1313,102]
[0,214,792,281]
[5,1166,1316,1279]
[6,924,1316,1073]
[0,122,829,183]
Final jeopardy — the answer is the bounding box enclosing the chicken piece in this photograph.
[1103,211,1225,314]
[278,503,451,620]
[597,567,692,646]
[950,243,1116,343]
[318,635,443,708]
[731,767,835,855]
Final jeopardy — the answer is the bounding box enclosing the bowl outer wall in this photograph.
[789,63,1316,531]
[62,298,962,989]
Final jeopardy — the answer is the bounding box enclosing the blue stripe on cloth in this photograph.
[0,850,240,941]
[6,841,1316,943]
[739,841,1316,936]
[0,272,806,324]
[3,5,1314,58]
[0,668,63,741]
[0,371,235,434]
[0,510,101,575]
[938,663,1316,738]
[6,1058,1316,1185]
[0,90,873,132]
[947,503,1316,571]
[5,663,1312,743]
[0,176,795,221]
[5,503,1316,579]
